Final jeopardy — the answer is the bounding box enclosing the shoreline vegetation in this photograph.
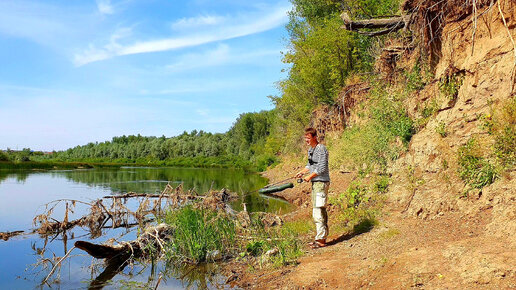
[24,185,301,288]
[0,155,256,171]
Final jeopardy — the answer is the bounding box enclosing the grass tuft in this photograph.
[457,138,499,189]
[163,205,236,264]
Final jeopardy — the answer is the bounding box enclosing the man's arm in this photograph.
[303,172,318,182]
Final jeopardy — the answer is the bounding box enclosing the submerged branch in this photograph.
[0,230,24,241]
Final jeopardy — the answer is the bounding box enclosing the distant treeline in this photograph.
[18,110,278,171]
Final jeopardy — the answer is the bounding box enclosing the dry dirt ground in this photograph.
[227,2,516,288]
[227,161,516,289]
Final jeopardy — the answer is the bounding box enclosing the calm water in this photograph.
[0,167,292,289]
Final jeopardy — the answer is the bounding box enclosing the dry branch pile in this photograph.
[32,184,285,286]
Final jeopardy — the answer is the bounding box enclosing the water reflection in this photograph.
[0,167,292,289]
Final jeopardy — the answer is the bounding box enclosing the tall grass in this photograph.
[457,138,499,189]
[492,97,515,169]
[163,205,236,264]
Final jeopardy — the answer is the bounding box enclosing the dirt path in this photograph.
[236,206,516,289]
[231,161,516,289]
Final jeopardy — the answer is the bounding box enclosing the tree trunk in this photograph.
[340,12,412,36]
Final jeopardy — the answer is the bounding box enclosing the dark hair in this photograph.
[304,127,317,137]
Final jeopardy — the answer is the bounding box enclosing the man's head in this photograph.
[304,127,318,147]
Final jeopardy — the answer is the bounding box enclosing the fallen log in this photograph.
[75,223,173,261]
[103,192,204,199]
[340,12,413,36]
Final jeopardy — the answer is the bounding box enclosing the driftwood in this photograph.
[72,224,172,289]
[341,12,413,36]
[37,187,282,288]
[103,192,204,199]
[0,230,24,241]
[75,223,173,260]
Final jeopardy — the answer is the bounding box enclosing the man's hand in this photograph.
[295,168,309,178]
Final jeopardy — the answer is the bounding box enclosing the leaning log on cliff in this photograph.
[340,12,412,36]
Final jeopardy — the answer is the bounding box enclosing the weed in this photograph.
[246,240,265,256]
[492,97,516,169]
[373,175,390,194]
[330,180,383,237]
[457,138,499,189]
[421,99,439,118]
[436,121,447,137]
[332,182,369,209]
[479,113,494,134]
[329,82,414,173]
[281,218,313,235]
[439,72,464,100]
[405,61,426,92]
[379,228,400,240]
[441,159,449,170]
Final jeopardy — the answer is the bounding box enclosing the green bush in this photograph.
[0,151,8,162]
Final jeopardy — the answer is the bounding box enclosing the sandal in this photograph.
[309,241,327,249]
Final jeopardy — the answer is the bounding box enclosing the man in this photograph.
[295,127,330,248]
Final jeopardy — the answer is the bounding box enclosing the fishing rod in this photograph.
[262,175,297,189]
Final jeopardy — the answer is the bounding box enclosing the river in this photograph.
[0,167,292,289]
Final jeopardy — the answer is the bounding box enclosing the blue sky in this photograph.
[0,0,291,151]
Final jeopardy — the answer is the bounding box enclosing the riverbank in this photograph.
[0,155,256,171]
[224,158,516,289]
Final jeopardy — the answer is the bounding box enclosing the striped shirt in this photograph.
[305,143,330,182]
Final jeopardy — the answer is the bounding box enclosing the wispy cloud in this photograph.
[171,15,225,30]
[74,3,290,66]
[0,1,71,46]
[196,109,210,116]
[96,0,114,15]
[166,43,280,72]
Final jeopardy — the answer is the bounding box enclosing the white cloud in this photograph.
[166,43,230,71]
[74,3,290,66]
[166,43,280,72]
[196,109,210,116]
[96,0,114,15]
[171,15,225,30]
